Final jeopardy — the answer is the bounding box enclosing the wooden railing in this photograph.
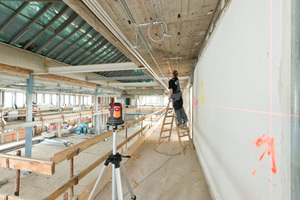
[43,108,164,200]
[0,108,164,200]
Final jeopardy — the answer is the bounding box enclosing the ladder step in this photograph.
[162,129,171,132]
[166,115,173,117]
[180,134,190,137]
[168,108,173,110]
[160,136,170,139]
[164,122,172,125]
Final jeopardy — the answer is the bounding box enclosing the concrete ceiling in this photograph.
[63,0,220,90]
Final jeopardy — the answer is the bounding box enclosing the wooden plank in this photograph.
[35,74,99,88]
[0,63,33,74]
[0,154,55,175]
[77,113,164,200]
[44,113,164,200]
[50,108,165,164]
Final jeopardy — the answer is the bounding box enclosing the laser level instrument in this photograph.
[89,103,136,200]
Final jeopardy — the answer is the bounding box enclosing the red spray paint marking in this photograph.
[252,134,277,175]
[193,96,199,109]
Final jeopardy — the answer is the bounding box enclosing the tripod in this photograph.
[88,125,136,200]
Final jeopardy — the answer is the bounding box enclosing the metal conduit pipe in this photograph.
[118,0,167,80]
[83,0,169,91]
[84,0,167,89]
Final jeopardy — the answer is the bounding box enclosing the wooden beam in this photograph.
[0,194,23,200]
[44,113,163,200]
[50,108,164,164]
[35,74,99,87]
[0,154,55,175]
[0,63,33,74]
[77,113,164,199]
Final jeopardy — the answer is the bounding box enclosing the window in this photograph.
[84,96,88,105]
[70,95,74,105]
[45,94,51,104]
[146,96,151,104]
[60,95,64,106]
[37,93,43,105]
[4,92,13,108]
[65,95,69,105]
[16,92,24,108]
[87,96,91,105]
[75,95,79,105]
[151,96,157,104]
[52,94,57,106]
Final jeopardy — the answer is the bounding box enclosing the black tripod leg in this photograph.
[120,163,136,200]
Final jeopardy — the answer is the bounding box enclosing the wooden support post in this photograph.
[14,150,21,196]
[70,158,74,199]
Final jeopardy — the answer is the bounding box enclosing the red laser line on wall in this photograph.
[204,104,300,118]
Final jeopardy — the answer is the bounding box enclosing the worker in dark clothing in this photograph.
[168,65,188,126]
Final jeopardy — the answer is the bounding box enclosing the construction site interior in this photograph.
[0,0,298,200]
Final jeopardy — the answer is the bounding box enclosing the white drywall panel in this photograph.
[193,0,291,199]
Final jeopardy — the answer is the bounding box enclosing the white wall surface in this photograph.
[193,0,291,200]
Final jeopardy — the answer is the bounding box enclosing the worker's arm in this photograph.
[169,89,173,100]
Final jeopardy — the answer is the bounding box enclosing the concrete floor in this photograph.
[94,125,213,200]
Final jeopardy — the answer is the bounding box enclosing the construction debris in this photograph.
[0,180,8,185]
[196,178,202,185]
[41,138,72,147]
[131,178,137,188]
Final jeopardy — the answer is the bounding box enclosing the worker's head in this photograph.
[172,70,178,78]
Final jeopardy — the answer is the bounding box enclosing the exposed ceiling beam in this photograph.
[87,44,114,64]
[36,12,79,53]
[71,37,108,65]
[55,26,93,59]
[63,33,100,62]
[24,6,70,50]
[77,40,109,65]
[0,2,29,32]
[108,82,158,87]
[4,0,62,1]
[48,62,144,73]
[46,21,87,57]
[9,3,54,45]
[35,74,99,87]
[87,76,152,81]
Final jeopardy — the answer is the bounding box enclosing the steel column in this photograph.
[25,74,33,158]
[291,0,300,199]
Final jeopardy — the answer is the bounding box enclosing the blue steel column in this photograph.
[25,74,33,158]
[292,0,300,198]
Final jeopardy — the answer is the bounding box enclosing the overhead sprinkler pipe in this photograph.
[117,0,168,81]
[82,0,169,90]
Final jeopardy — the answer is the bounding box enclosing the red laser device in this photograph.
[107,102,124,126]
